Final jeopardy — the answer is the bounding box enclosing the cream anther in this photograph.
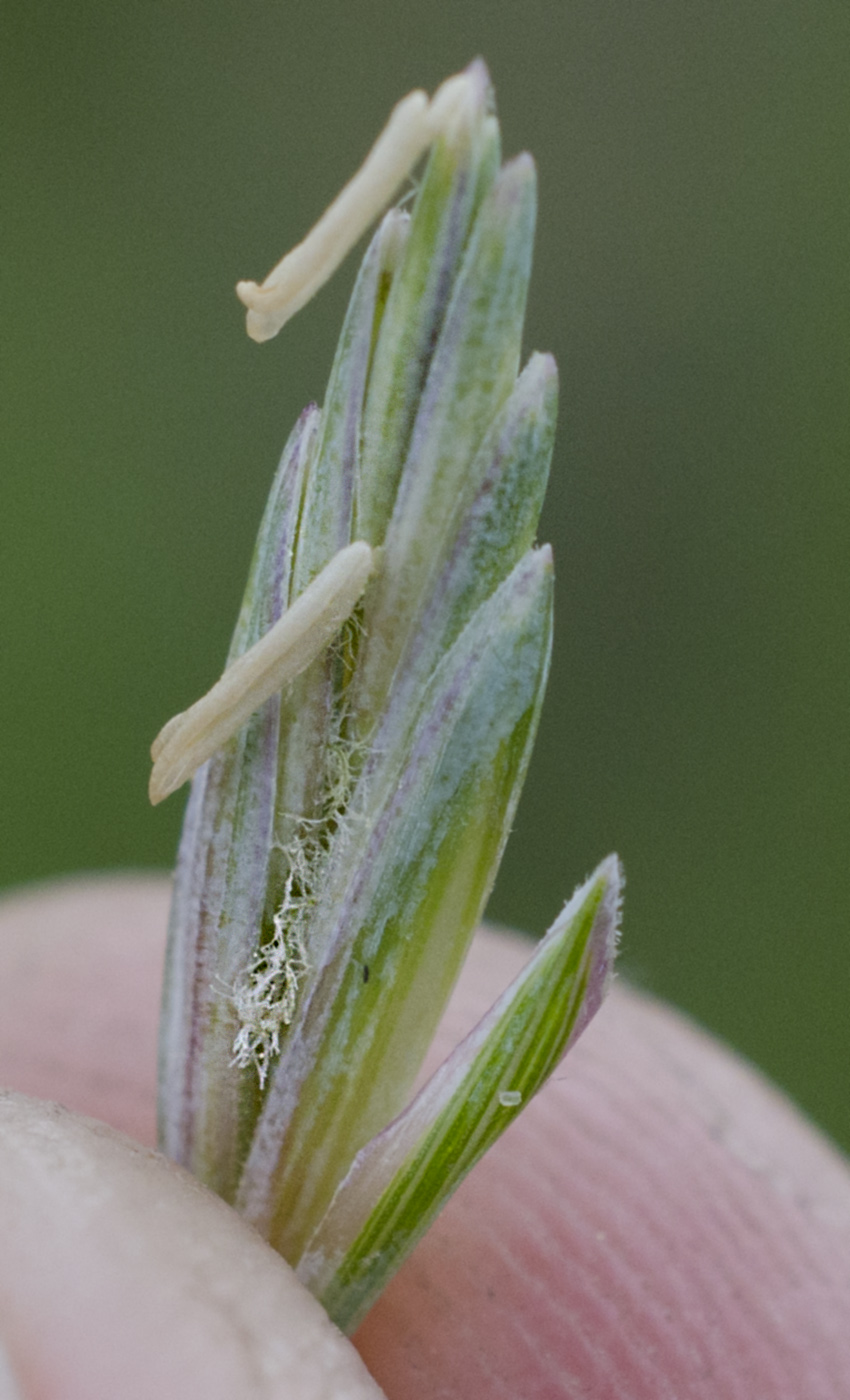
[149,541,375,804]
[236,69,479,343]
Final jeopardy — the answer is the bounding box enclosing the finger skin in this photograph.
[0,1091,386,1400]
[1,877,849,1398]
[361,934,850,1399]
[0,874,166,1146]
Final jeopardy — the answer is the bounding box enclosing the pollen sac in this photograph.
[157,61,616,1331]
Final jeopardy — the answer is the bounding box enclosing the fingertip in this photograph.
[0,874,169,1145]
[0,1093,385,1400]
[356,929,850,1399]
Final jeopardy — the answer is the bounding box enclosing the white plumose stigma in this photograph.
[231,900,311,1087]
[149,540,374,804]
[236,70,479,342]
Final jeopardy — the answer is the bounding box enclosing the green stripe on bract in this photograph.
[234,549,553,1260]
[299,856,621,1332]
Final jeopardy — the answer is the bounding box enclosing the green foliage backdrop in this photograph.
[2,1,848,1149]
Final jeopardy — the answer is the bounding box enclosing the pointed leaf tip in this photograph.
[298,854,622,1332]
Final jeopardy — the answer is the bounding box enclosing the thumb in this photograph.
[0,1090,385,1400]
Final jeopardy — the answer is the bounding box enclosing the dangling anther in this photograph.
[149,541,375,803]
[236,69,479,343]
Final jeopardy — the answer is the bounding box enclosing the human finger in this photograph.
[0,1089,385,1400]
[358,928,850,1399]
[2,877,849,1398]
[0,874,168,1146]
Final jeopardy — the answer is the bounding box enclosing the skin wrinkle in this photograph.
[510,1178,728,1397]
[498,1045,825,1396]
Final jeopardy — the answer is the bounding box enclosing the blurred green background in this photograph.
[2,2,848,1149]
